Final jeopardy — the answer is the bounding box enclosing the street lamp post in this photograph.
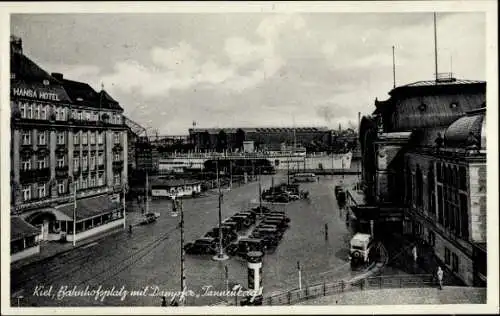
[213,158,228,261]
[70,177,77,247]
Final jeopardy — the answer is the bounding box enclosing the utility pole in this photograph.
[392,45,396,88]
[258,167,263,217]
[214,158,228,261]
[72,179,77,247]
[434,12,439,82]
[145,171,149,214]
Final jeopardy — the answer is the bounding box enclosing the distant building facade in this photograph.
[358,77,487,286]
[189,127,331,153]
[10,36,128,251]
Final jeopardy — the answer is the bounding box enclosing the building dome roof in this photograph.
[444,108,486,149]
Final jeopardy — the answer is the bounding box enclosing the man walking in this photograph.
[436,266,444,290]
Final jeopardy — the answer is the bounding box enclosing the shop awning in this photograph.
[11,216,40,241]
[56,195,121,222]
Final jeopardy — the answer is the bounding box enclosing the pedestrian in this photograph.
[436,266,444,290]
[325,223,329,241]
[412,245,418,263]
[129,224,133,234]
[141,208,145,214]
[161,296,167,306]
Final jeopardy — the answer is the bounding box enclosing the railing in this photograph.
[160,151,351,159]
[263,274,434,305]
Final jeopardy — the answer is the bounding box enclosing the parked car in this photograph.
[261,218,289,231]
[139,212,160,225]
[184,237,217,255]
[236,211,257,222]
[231,214,255,228]
[265,213,291,223]
[205,227,238,245]
[221,220,242,232]
[251,206,272,215]
[250,227,280,247]
[226,238,266,257]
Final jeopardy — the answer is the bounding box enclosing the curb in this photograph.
[11,226,124,272]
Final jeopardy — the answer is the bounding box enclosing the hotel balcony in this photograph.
[20,168,51,183]
[112,161,124,171]
[112,143,123,152]
[98,164,105,171]
[55,165,69,178]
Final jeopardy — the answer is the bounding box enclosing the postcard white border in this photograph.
[1,1,498,315]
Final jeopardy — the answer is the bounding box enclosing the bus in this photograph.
[292,173,317,183]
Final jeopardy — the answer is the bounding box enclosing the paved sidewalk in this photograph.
[298,286,486,305]
[386,233,464,286]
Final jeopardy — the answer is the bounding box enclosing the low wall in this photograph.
[11,245,40,263]
[66,219,124,243]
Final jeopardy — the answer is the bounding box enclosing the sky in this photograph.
[10,11,486,135]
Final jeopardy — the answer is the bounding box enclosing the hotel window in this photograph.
[37,131,46,145]
[114,152,121,161]
[459,166,467,190]
[90,132,96,144]
[82,155,88,170]
[98,132,104,144]
[98,173,104,186]
[85,111,91,121]
[27,104,33,119]
[452,253,459,273]
[40,106,47,119]
[22,185,31,201]
[34,104,40,119]
[72,110,77,120]
[37,156,47,169]
[93,112,99,121]
[114,132,120,144]
[21,158,32,170]
[113,173,121,185]
[73,132,80,145]
[82,132,88,145]
[78,111,83,121]
[57,132,65,145]
[73,157,80,171]
[57,181,65,194]
[21,131,31,145]
[57,156,65,168]
[98,152,104,165]
[81,177,88,189]
[416,167,423,208]
[444,247,451,265]
[74,179,81,191]
[38,183,46,198]
[90,175,96,187]
[20,102,27,118]
[90,155,96,170]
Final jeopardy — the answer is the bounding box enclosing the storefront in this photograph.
[53,194,124,243]
[11,217,41,263]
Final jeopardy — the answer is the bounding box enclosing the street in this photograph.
[12,173,367,306]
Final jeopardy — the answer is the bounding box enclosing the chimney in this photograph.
[10,35,23,55]
[51,73,64,81]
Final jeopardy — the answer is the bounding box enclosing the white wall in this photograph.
[11,245,40,263]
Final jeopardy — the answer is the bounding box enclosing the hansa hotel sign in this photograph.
[11,83,71,102]
[12,87,60,101]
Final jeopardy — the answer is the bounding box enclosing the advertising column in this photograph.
[247,251,264,300]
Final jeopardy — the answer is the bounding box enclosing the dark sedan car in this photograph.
[184,237,217,255]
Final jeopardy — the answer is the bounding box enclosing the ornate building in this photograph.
[10,36,128,261]
[357,76,487,286]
